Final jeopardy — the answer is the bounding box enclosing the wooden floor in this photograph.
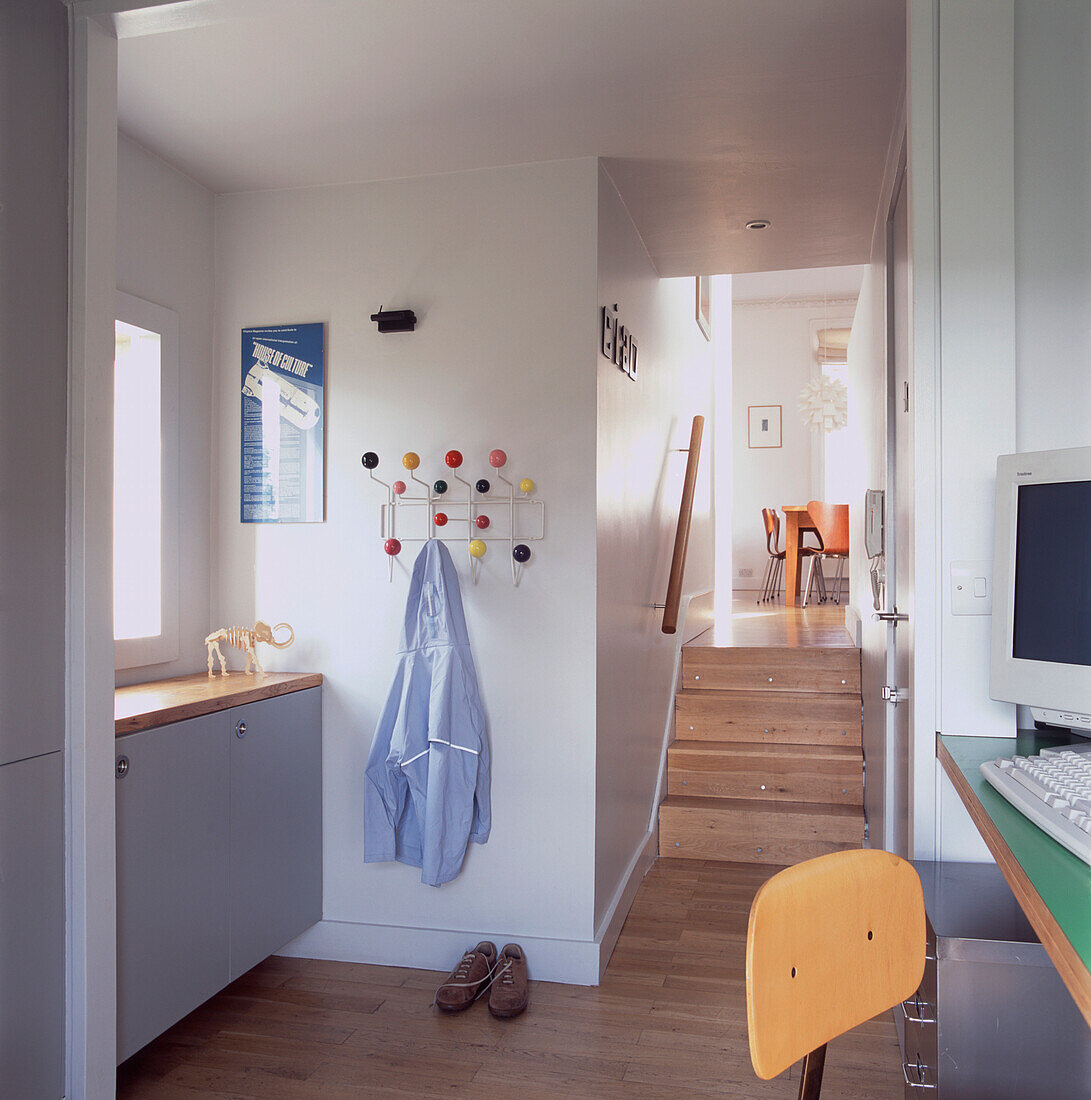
[689,597,855,650]
[118,859,902,1099]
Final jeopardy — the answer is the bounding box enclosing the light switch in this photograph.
[951,560,992,615]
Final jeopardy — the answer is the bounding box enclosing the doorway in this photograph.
[728,265,866,605]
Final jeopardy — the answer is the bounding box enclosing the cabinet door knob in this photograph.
[116,756,129,778]
[235,721,247,739]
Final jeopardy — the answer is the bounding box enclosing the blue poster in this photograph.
[240,322,325,523]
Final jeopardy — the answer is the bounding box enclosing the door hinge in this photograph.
[882,685,906,705]
[863,821,870,842]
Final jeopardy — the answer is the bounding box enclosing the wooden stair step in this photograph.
[659,795,865,865]
[675,689,861,745]
[682,646,860,694]
[667,740,862,804]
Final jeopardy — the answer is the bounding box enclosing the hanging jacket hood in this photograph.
[363,540,491,886]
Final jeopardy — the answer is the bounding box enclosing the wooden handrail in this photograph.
[661,414,704,634]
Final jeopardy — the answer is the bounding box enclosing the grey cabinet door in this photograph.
[229,687,322,978]
[0,751,63,1099]
[115,718,230,1063]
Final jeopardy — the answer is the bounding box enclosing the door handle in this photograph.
[873,610,908,623]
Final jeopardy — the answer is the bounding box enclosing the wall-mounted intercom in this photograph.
[865,489,885,611]
[865,489,885,558]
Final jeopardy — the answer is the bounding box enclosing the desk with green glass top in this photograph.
[938,731,1091,1027]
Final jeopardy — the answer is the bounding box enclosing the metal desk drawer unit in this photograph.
[901,861,1090,1099]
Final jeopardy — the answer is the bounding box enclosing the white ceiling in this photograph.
[732,263,867,303]
[116,0,904,278]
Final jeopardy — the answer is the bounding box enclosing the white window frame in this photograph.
[113,290,180,670]
[808,315,853,502]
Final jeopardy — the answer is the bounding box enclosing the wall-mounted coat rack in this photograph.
[362,448,544,584]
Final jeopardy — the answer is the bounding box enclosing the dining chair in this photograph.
[762,508,826,605]
[758,508,786,603]
[803,501,849,607]
[745,849,926,1100]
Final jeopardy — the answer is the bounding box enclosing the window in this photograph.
[809,321,854,504]
[114,292,179,669]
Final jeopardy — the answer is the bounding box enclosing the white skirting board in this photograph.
[844,603,863,647]
[592,828,658,982]
[278,830,658,987]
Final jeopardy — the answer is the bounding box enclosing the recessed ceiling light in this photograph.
[745,219,771,231]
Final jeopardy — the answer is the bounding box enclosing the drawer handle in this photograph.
[901,994,935,1025]
[235,721,247,739]
[903,1057,937,1090]
[116,756,129,778]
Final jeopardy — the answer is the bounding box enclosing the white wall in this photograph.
[1010,0,1091,731]
[853,0,1091,864]
[846,262,889,847]
[594,165,715,934]
[731,299,854,590]
[712,277,734,626]
[901,0,1091,861]
[935,0,1017,746]
[115,134,215,686]
[1013,0,1091,453]
[212,159,606,982]
[0,2,68,764]
[69,13,122,1097]
[0,0,69,1091]
[926,0,1019,862]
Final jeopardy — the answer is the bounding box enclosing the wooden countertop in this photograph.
[116,671,323,736]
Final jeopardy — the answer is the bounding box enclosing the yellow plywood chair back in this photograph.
[746,849,925,1092]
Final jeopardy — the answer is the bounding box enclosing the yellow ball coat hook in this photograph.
[468,539,488,559]
[402,451,420,471]
[519,478,535,495]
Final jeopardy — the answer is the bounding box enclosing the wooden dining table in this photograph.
[781,505,818,607]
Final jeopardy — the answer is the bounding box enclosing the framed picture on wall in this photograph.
[695,275,711,341]
[240,322,326,523]
[748,405,782,449]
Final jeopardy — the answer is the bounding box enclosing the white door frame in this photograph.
[905,0,940,860]
[66,10,118,1096]
[66,2,284,1093]
[855,0,941,860]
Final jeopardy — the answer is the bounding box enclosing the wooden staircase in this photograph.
[659,643,864,865]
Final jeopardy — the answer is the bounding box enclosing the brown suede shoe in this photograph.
[488,944,529,1018]
[435,941,497,1012]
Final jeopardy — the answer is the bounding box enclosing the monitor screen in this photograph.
[1012,481,1091,667]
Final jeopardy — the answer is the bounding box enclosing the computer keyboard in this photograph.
[980,745,1091,866]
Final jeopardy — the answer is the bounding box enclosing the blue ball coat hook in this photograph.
[361,451,379,469]
[513,544,531,563]
[433,479,448,495]
[475,479,491,494]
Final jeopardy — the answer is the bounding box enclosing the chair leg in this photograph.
[802,558,814,608]
[815,557,827,602]
[833,557,846,604]
[758,557,773,603]
[798,1043,827,1100]
[772,558,783,601]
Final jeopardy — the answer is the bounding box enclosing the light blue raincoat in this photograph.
[364,540,491,886]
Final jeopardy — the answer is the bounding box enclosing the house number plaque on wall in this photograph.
[601,303,638,382]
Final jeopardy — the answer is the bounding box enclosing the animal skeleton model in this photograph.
[205,620,295,676]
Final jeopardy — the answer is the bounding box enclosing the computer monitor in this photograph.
[991,446,1091,736]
